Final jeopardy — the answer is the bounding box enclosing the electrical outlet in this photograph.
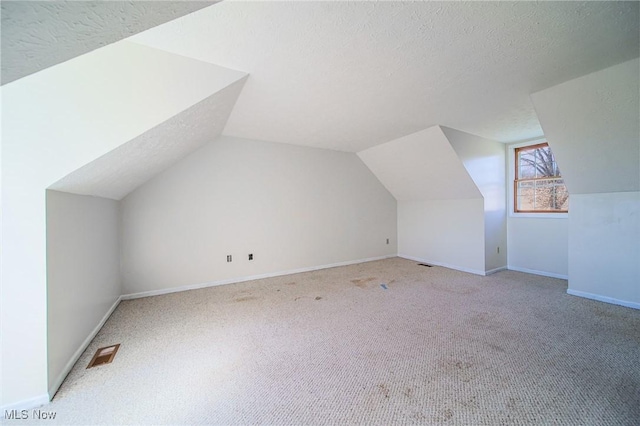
[226,255,232,262]
[248,254,253,260]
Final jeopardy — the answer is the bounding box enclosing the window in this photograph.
[514,142,568,213]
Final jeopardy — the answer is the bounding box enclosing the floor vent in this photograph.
[87,344,120,368]
[418,263,433,267]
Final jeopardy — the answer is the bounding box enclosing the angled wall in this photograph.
[49,77,247,200]
[1,41,247,409]
[43,74,247,400]
[442,127,507,273]
[532,58,639,195]
[531,58,640,308]
[357,126,481,202]
[120,136,397,295]
[46,191,121,398]
[358,126,487,274]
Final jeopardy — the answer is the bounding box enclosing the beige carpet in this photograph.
[33,258,640,424]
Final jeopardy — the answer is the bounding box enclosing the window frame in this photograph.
[509,140,568,218]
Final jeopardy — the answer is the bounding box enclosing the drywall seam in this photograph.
[397,254,486,276]
[47,295,123,401]
[121,255,396,300]
[507,266,568,280]
[567,289,640,310]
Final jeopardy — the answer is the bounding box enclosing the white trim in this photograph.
[121,255,396,300]
[567,289,640,310]
[507,137,547,148]
[507,265,568,280]
[47,295,123,400]
[397,254,486,276]
[510,212,568,219]
[0,394,50,418]
[485,266,507,275]
[506,138,569,219]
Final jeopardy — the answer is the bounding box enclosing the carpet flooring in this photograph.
[28,258,640,424]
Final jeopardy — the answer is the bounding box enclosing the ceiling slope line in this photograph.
[1,1,220,85]
[49,77,249,200]
[357,125,482,202]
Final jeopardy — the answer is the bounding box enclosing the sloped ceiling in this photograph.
[131,1,639,151]
[442,127,506,201]
[49,77,247,200]
[3,39,247,201]
[531,58,640,195]
[358,126,481,202]
[1,0,217,85]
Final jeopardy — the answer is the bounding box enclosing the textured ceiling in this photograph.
[49,77,248,200]
[358,126,481,202]
[131,1,640,151]
[531,58,640,195]
[1,0,217,85]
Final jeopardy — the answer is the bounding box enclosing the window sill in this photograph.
[510,212,568,219]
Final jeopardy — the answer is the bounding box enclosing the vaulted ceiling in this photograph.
[131,1,640,151]
[2,1,638,201]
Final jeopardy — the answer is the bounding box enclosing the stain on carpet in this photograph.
[487,343,506,353]
[439,359,475,383]
[443,408,454,421]
[377,383,390,398]
[351,277,377,288]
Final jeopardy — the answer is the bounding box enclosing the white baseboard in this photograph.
[567,289,640,310]
[47,295,123,400]
[507,265,568,280]
[0,394,50,418]
[397,254,486,276]
[122,255,397,300]
[485,266,507,275]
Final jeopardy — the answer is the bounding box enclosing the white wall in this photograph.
[1,41,246,409]
[568,192,639,307]
[531,58,640,308]
[507,217,569,278]
[120,136,397,295]
[46,191,121,397]
[358,126,487,274]
[398,199,486,274]
[505,141,569,279]
[443,127,507,272]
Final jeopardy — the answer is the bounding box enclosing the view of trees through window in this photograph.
[515,143,568,212]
